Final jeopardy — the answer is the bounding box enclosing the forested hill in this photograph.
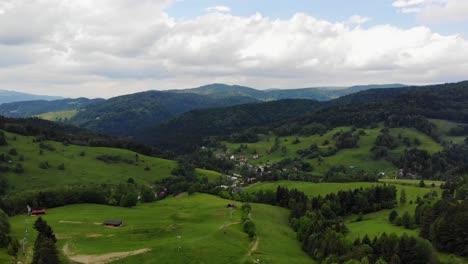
[142,99,322,151]
[0,98,104,118]
[297,80,468,127]
[0,115,160,156]
[68,90,258,137]
[170,83,407,101]
[146,81,468,152]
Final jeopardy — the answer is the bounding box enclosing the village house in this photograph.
[103,220,123,227]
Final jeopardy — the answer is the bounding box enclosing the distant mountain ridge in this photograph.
[0,82,409,141]
[0,89,64,105]
[170,83,407,101]
[0,98,104,118]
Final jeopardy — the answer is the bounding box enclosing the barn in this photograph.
[31,209,46,216]
[103,220,124,227]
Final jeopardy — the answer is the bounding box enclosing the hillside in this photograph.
[0,130,220,194]
[0,98,103,118]
[220,125,443,179]
[146,81,468,152]
[143,99,322,151]
[0,90,63,105]
[68,90,258,138]
[4,193,313,264]
[171,83,407,101]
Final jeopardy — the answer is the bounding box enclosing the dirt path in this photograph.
[63,242,151,264]
[59,220,84,224]
[247,237,259,256]
[219,221,241,230]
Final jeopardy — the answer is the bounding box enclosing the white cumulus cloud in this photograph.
[393,0,468,22]
[0,0,467,98]
[206,5,231,13]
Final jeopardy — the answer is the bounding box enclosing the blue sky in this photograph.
[167,0,466,36]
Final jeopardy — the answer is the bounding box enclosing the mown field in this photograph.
[1,193,313,264]
[0,131,220,193]
[244,180,440,238]
[245,180,467,263]
[430,119,466,144]
[35,110,79,122]
[222,126,442,176]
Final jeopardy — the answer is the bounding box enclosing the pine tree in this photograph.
[388,210,398,223]
[32,217,59,264]
[399,189,406,205]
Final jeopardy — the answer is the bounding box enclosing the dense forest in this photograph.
[146,81,468,152]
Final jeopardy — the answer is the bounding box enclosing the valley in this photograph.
[0,81,467,264]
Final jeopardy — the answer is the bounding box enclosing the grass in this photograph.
[222,126,442,177]
[245,180,441,239]
[430,119,467,144]
[0,131,221,193]
[2,193,313,264]
[246,180,466,263]
[245,181,381,197]
[35,110,79,122]
[379,178,445,187]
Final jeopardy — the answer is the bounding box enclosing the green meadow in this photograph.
[430,119,467,144]
[2,193,312,264]
[222,126,442,177]
[0,131,220,193]
[244,180,441,239]
[246,180,468,263]
[35,110,79,122]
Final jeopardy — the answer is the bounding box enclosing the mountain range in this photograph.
[0,83,407,126]
[0,89,63,105]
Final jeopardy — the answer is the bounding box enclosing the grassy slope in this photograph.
[223,126,442,176]
[430,119,466,144]
[246,180,467,263]
[35,109,79,121]
[245,180,440,239]
[245,181,381,197]
[0,131,220,193]
[4,193,312,264]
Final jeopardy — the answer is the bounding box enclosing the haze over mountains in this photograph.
[0,89,63,105]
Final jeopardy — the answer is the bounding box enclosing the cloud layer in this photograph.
[0,0,467,98]
[393,0,468,22]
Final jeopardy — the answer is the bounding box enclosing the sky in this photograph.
[0,0,467,98]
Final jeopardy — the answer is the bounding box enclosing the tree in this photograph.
[58,163,65,170]
[32,217,59,264]
[0,209,11,248]
[419,180,426,188]
[0,131,7,146]
[7,238,19,259]
[401,212,412,229]
[400,189,407,205]
[388,210,398,223]
[140,186,155,203]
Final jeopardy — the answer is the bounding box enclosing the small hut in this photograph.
[103,220,123,227]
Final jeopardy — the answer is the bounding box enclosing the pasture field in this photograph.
[0,131,220,193]
[35,110,79,122]
[379,178,445,187]
[430,119,466,144]
[222,126,442,177]
[245,181,381,197]
[3,193,311,264]
[245,180,441,239]
[246,180,466,263]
